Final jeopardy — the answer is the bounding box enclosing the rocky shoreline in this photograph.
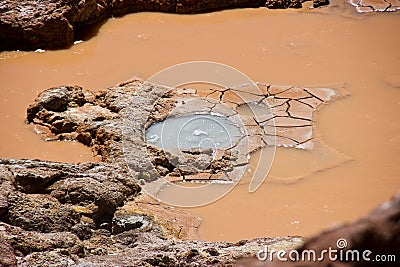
[0,158,303,266]
[1,0,324,51]
[0,79,399,266]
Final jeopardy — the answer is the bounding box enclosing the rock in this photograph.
[0,0,75,51]
[18,251,77,267]
[27,86,88,122]
[0,78,312,265]
[1,222,84,258]
[71,223,93,240]
[0,158,141,233]
[175,0,264,13]
[113,194,202,239]
[111,214,150,234]
[235,193,400,266]
[7,192,80,233]
[77,235,303,266]
[76,132,92,146]
[0,165,15,218]
[0,234,17,267]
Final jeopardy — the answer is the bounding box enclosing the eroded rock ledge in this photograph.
[0,0,326,51]
[0,158,303,266]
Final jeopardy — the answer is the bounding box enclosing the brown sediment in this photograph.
[1,4,400,245]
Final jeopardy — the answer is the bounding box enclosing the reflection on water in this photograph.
[1,4,400,241]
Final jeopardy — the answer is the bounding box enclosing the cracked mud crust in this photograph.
[26,80,339,188]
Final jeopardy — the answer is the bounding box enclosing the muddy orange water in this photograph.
[1,2,400,241]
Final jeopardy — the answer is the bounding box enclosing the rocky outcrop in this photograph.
[0,157,306,266]
[235,193,400,266]
[0,161,303,266]
[0,0,326,51]
[0,159,140,230]
[0,234,17,267]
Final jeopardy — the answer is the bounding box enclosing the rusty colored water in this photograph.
[1,2,400,240]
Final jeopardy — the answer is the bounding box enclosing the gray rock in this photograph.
[112,214,150,234]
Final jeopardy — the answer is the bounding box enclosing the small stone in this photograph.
[112,215,149,234]
[71,223,93,240]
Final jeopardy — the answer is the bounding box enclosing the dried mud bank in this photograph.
[0,0,327,51]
